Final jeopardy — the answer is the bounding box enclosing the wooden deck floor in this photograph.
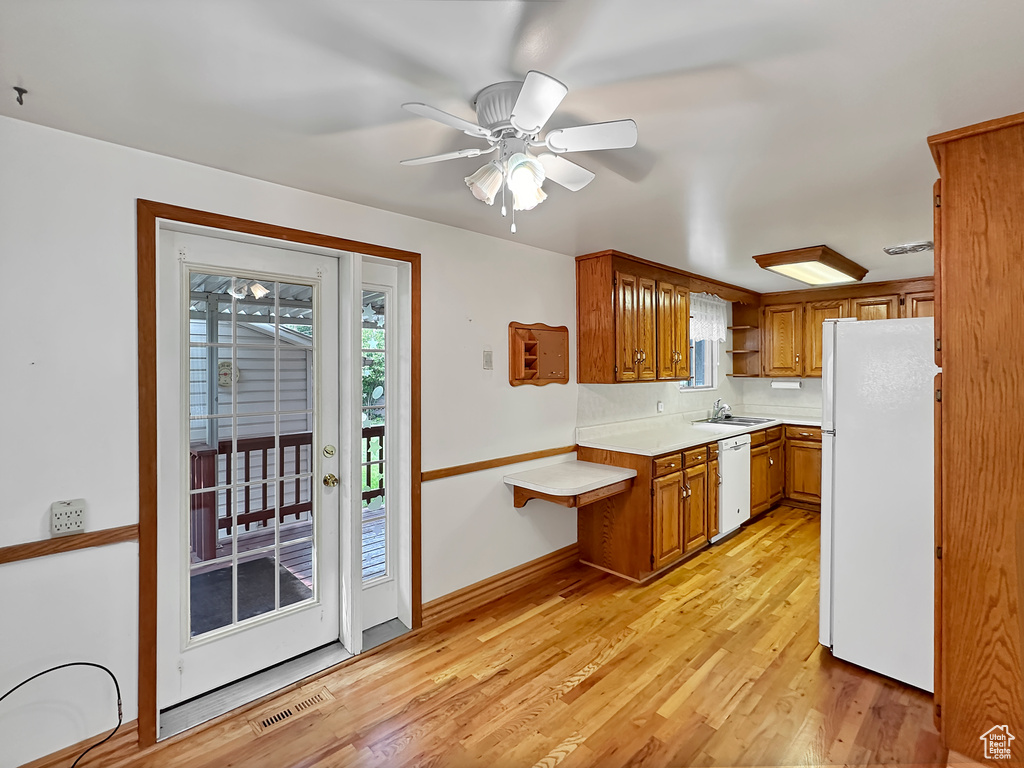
[86,505,946,768]
[191,508,388,586]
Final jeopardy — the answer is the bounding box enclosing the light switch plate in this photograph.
[51,498,87,537]
[483,349,493,370]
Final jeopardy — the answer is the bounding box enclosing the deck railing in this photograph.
[189,426,386,560]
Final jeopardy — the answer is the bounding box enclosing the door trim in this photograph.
[136,199,422,747]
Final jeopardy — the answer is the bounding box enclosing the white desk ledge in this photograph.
[503,460,637,509]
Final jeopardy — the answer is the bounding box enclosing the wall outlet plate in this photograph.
[51,498,87,537]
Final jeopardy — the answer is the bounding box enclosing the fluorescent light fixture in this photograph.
[753,245,867,286]
[770,380,802,389]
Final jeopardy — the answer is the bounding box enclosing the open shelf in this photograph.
[729,303,762,378]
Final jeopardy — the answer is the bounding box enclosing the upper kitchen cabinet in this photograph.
[903,290,935,318]
[804,299,850,377]
[657,282,690,380]
[577,250,758,384]
[762,304,803,376]
[851,295,900,320]
[754,277,935,378]
[614,271,657,381]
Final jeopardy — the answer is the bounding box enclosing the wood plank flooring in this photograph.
[95,505,946,767]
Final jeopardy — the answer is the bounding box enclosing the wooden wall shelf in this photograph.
[509,322,569,386]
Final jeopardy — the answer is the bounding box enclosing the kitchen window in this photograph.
[681,292,727,390]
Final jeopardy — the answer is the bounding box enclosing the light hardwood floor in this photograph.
[81,505,946,767]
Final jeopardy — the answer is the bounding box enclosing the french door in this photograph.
[156,231,342,710]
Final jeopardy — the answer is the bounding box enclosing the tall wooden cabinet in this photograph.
[928,111,1024,761]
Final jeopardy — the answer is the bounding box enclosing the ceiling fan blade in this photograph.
[400,147,493,166]
[510,71,568,135]
[402,103,492,139]
[545,119,638,154]
[537,154,595,192]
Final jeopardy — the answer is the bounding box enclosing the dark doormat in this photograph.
[190,556,312,636]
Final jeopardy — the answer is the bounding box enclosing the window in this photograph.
[680,293,727,390]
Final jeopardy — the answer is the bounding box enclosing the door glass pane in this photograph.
[279,541,314,608]
[361,290,388,582]
[187,270,318,639]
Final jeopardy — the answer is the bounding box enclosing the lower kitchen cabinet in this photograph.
[785,425,822,503]
[683,462,708,553]
[750,444,770,516]
[576,443,714,581]
[652,471,684,570]
[752,426,785,518]
[769,440,784,504]
[707,451,720,539]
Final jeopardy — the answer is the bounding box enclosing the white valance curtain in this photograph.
[689,292,728,342]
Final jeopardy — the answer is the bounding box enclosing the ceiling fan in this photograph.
[400,71,638,232]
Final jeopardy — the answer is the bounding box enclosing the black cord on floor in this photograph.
[0,662,122,767]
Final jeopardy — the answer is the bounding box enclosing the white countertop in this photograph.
[503,460,638,496]
[575,414,822,457]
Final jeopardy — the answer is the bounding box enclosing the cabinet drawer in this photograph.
[653,453,683,477]
[766,426,783,444]
[707,442,719,460]
[683,446,707,468]
[785,425,822,442]
[750,429,767,448]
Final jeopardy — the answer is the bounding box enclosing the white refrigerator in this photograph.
[819,317,937,692]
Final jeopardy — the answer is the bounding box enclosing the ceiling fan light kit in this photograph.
[401,70,638,233]
[752,245,868,286]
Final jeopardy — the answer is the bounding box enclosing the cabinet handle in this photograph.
[769,457,774,466]
[641,349,647,363]
[634,348,641,363]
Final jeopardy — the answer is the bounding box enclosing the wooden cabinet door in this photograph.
[804,299,849,377]
[707,457,720,540]
[656,281,676,379]
[652,472,684,570]
[903,291,935,318]
[614,271,640,381]
[750,444,771,516]
[762,304,803,376]
[673,285,690,379]
[768,441,784,504]
[852,295,899,321]
[637,277,658,380]
[683,463,708,553]
[785,441,822,503]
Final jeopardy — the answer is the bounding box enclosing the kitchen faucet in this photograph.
[711,398,731,422]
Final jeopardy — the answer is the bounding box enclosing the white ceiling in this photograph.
[2,0,1022,292]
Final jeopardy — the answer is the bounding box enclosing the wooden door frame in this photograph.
[136,199,422,747]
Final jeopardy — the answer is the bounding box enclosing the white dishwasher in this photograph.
[712,433,751,542]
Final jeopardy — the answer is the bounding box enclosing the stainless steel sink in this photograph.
[694,416,775,427]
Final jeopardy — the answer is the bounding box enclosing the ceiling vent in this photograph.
[883,240,934,255]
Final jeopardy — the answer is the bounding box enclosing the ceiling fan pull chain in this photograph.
[500,142,508,218]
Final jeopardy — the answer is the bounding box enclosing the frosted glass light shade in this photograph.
[465,161,503,205]
[506,152,547,211]
[513,186,547,211]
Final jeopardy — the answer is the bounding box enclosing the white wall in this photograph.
[0,115,577,766]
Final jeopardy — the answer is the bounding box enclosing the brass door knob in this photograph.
[323,473,339,488]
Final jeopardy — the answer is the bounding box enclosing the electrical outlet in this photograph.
[51,498,87,537]
[657,401,664,413]
[482,349,493,370]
